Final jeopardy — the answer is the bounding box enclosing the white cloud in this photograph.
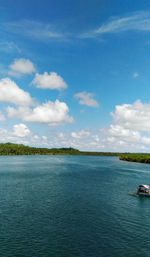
[58,132,64,139]
[74,91,99,107]
[111,100,150,131]
[92,135,100,142]
[3,12,150,42]
[82,11,150,38]
[102,100,150,152]
[33,135,40,140]
[141,136,150,146]
[42,136,47,141]
[32,72,67,90]
[48,130,101,150]
[13,123,30,137]
[0,128,14,143]
[0,78,33,106]
[3,20,66,41]
[9,58,36,76]
[108,124,141,142]
[7,100,73,124]
[0,112,5,121]
[0,41,21,53]
[71,130,90,139]
[0,126,49,146]
[0,127,29,144]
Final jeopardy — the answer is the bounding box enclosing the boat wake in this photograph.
[129,192,138,197]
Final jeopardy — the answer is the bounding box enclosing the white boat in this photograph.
[137,184,150,196]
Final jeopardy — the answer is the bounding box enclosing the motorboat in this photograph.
[137,184,150,196]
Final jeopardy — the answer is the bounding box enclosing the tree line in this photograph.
[0,143,119,156]
[119,153,150,163]
[1,143,150,164]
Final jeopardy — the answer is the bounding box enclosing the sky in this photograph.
[0,0,150,151]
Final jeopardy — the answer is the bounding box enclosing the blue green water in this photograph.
[0,155,150,257]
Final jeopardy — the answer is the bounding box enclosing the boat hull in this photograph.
[137,193,150,197]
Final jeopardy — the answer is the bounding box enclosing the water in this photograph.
[0,155,150,257]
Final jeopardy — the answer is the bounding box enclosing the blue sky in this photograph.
[0,0,150,151]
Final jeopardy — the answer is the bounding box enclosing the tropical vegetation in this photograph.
[119,153,150,163]
[0,143,150,164]
[0,143,119,156]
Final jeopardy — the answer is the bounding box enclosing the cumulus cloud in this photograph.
[0,78,33,106]
[92,135,100,142]
[9,58,36,76]
[7,100,73,124]
[141,137,150,146]
[42,135,47,141]
[71,130,90,139]
[102,100,150,151]
[108,125,141,142]
[74,91,99,107]
[111,100,150,131]
[54,130,104,151]
[0,125,50,147]
[58,132,65,139]
[13,123,30,137]
[32,71,67,90]
[0,112,5,121]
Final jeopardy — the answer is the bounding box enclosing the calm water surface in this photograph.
[0,155,150,257]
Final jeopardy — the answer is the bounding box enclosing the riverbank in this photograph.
[119,153,150,163]
[0,143,120,156]
[1,143,150,164]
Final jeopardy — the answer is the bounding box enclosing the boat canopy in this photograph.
[139,185,150,189]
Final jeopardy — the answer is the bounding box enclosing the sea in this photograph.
[0,155,150,257]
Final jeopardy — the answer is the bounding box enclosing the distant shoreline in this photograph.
[119,154,150,164]
[0,143,150,164]
[0,142,119,156]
